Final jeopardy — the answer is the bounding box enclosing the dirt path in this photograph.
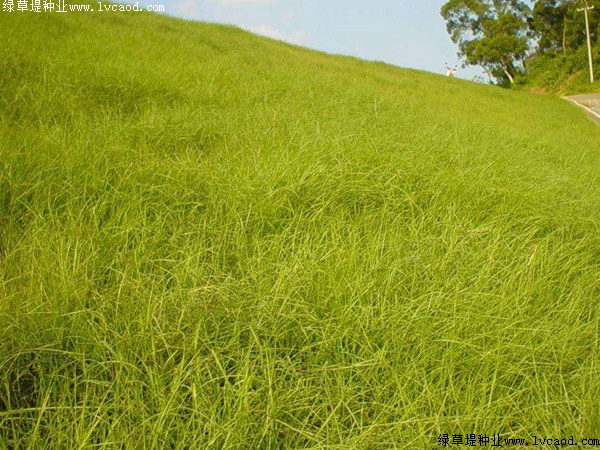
[564,94,600,123]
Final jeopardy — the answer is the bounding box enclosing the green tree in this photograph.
[531,0,599,55]
[441,0,533,85]
[531,0,572,54]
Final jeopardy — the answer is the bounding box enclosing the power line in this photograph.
[577,0,596,83]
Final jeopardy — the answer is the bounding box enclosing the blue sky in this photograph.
[127,0,485,81]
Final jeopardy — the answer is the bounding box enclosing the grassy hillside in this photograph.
[1,6,600,448]
[518,48,600,94]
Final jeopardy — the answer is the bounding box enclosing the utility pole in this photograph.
[577,0,596,83]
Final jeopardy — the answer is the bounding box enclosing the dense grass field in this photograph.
[519,48,600,95]
[1,5,600,448]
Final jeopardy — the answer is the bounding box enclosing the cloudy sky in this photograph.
[127,0,484,81]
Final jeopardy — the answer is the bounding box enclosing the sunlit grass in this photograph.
[1,5,600,448]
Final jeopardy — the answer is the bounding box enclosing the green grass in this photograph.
[518,48,600,94]
[1,5,600,449]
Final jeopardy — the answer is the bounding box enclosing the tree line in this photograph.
[441,0,599,87]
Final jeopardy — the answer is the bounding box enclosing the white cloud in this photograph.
[173,0,202,17]
[173,0,279,17]
[216,0,278,4]
[171,0,308,45]
[242,24,309,45]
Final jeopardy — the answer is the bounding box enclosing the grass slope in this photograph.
[519,48,600,95]
[1,6,600,449]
